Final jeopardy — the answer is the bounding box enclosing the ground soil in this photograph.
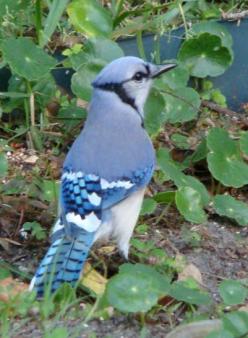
[1,213,247,338]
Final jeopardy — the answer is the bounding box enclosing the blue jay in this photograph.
[30,56,176,296]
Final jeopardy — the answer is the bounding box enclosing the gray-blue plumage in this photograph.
[30,56,176,296]
[64,89,155,179]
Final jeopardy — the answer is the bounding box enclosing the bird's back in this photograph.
[64,90,155,180]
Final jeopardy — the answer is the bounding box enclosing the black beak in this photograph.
[151,63,177,79]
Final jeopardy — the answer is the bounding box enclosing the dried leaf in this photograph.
[80,262,107,295]
[23,155,39,164]
[0,277,28,302]
[239,304,248,313]
[96,245,116,255]
[178,263,203,285]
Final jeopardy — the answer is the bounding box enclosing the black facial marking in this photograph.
[93,82,138,112]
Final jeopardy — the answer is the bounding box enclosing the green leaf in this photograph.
[178,33,232,78]
[153,191,175,204]
[67,0,113,38]
[83,38,124,63]
[71,61,104,101]
[171,133,190,149]
[213,194,248,226]
[191,21,233,49]
[44,327,68,338]
[0,0,29,20]
[207,128,248,188]
[240,131,248,156]
[140,198,157,215]
[211,89,227,107]
[40,0,69,47]
[0,92,29,98]
[183,139,208,167]
[159,65,189,90]
[70,38,124,71]
[42,180,59,203]
[176,186,207,223]
[0,267,11,280]
[106,263,170,313]
[144,88,166,136]
[219,280,248,305]
[206,330,233,338]
[33,74,57,109]
[163,87,200,123]
[169,281,211,305]
[0,152,8,178]
[23,221,46,240]
[157,148,209,206]
[223,311,248,337]
[1,37,56,81]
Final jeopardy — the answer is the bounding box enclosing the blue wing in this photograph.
[31,164,154,296]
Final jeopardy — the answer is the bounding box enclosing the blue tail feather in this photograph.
[31,233,94,297]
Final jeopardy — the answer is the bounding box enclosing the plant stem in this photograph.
[30,92,35,127]
[140,312,146,327]
[24,98,30,130]
[137,30,146,60]
[178,2,188,39]
[35,0,42,45]
[154,34,161,64]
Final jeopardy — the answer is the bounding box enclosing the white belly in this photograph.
[93,188,145,258]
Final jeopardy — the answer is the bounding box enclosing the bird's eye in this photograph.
[133,72,144,82]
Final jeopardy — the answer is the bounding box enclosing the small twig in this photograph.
[30,92,35,127]
[201,100,237,117]
[178,2,189,39]
[221,9,248,21]
[154,203,172,226]
[202,100,248,126]
[14,208,25,236]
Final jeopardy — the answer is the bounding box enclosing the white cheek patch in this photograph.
[100,178,134,190]
[66,212,101,232]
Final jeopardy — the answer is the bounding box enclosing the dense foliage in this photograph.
[0,1,248,337]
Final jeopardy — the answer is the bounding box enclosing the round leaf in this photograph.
[159,65,189,90]
[169,281,211,305]
[219,280,248,305]
[70,38,124,70]
[106,263,170,313]
[1,37,56,81]
[213,194,248,226]
[191,21,233,49]
[144,88,166,136]
[153,191,175,204]
[67,0,113,38]
[176,187,207,223]
[157,148,209,206]
[171,133,190,149]
[163,87,200,123]
[223,311,248,336]
[140,198,157,215]
[71,61,104,101]
[178,33,232,78]
[240,131,248,156]
[207,128,248,188]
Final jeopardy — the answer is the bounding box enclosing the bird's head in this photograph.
[92,56,176,124]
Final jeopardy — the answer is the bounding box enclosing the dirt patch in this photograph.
[2,215,247,338]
